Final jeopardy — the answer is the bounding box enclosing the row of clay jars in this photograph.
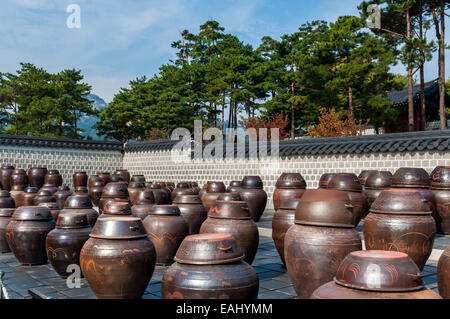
[80,216,156,299]
[438,246,450,299]
[312,250,441,299]
[285,189,362,299]
[238,176,267,222]
[273,173,306,211]
[430,166,450,235]
[46,212,91,278]
[173,194,207,235]
[0,165,15,190]
[200,200,259,265]
[364,189,436,271]
[162,233,259,299]
[6,206,56,265]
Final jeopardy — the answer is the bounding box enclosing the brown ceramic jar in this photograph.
[147,184,171,205]
[312,250,442,299]
[438,246,450,299]
[38,202,61,221]
[114,169,131,183]
[28,167,47,189]
[200,200,259,265]
[10,169,28,207]
[40,183,58,195]
[21,187,39,207]
[54,185,72,209]
[285,189,362,299]
[34,190,56,205]
[46,212,91,278]
[74,186,88,194]
[80,217,156,299]
[198,182,209,199]
[0,208,14,253]
[88,180,104,207]
[162,233,259,299]
[97,172,111,185]
[88,175,102,190]
[131,189,155,220]
[318,173,337,189]
[130,175,146,183]
[0,165,15,191]
[173,195,207,235]
[62,194,98,227]
[363,171,393,208]
[99,201,132,219]
[44,170,62,187]
[273,173,307,211]
[272,199,301,266]
[142,205,189,266]
[227,181,242,193]
[128,182,145,205]
[110,174,125,183]
[201,182,226,211]
[358,170,378,188]
[171,183,196,201]
[98,182,130,214]
[0,190,15,209]
[73,171,88,188]
[363,189,436,270]
[238,176,267,222]
[430,166,450,235]
[6,206,55,265]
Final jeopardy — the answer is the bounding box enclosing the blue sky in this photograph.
[0,0,448,102]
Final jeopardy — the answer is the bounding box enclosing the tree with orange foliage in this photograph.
[239,112,290,141]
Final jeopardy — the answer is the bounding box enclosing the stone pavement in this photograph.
[0,211,446,299]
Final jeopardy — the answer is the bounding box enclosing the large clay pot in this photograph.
[62,194,98,227]
[6,206,55,265]
[285,189,362,299]
[328,173,367,224]
[227,181,242,193]
[38,202,61,221]
[44,170,62,187]
[0,208,14,253]
[131,175,146,183]
[318,173,337,189]
[201,182,226,211]
[46,212,91,278]
[162,233,259,299]
[142,205,189,266]
[89,180,104,207]
[273,173,306,211]
[0,190,15,209]
[147,184,170,205]
[98,182,129,214]
[73,172,88,188]
[40,183,58,195]
[0,165,15,191]
[430,166,450,235]
[114,169,131,184]
[363,171,393,208]
[438,246,450,299]
[312,250,442,299]
[28,167,47,189]
[238,176,267,222]
[272,199,301,266]
[363,189,436,270]
[10,169,28,207]
[34,190,56,205]
[173,195,207,235]
[171,183,196,201]
[200,200,259,265]
[54,185,72,209]
[80,217,156,299]
[128,182,145,205]
[358,170,378,188]
[97,172,111,185]
[21,187,39,207]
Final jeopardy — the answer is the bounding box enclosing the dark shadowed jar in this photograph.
[285,189,362,299]
[147,184,171,205]
[363,189,436,270]
[200,200,259,265]
[131,189,155,220]
[162,233,259,299]
[128,182,145,205]
[80,217,156,299]
[238,176,267,222]
[358,170,378,188]
[171,183,196,201]
[318,173,337,189]
[97,172,111,185]
[28,167,47,189]
[113,169,131,184]
[10,169,28,207]
[173,195,207,235]
[34,190,56,206]
[0,190,15,209]
[131,175,146,183]
[273,173,307,211]
[98,182,130,214]
[227,181,242,193]
[46,212,91,278]
[44,170,62,187]
[363,171,393,208]
[430,166,450,235]
[0,208,14,252]
[438,246,450,299]
[6,206,55,265]
[73,172,88,188]
[327,173,367,224]
[0,165,15,191]
[21,187,39,207]
[40,183,58,195]
[38,202,61,221]
[272,199,301,266]
[89,180,104,207]
[142,205,189,266]
[62,194,98,227]
[201,182,226,211]
[88,175,102,190]
[54,185,72,209]
[99,201,132,219]
[312,250,442,299]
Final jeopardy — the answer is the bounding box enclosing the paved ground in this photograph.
[0,211,446,299]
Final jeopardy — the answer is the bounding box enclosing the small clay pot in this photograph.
[44,170,62,187]
[9,169,28,207]
[20,187,39,207]
[128,182,145,205]
[0,165,15,191]
[171,183,196,201]
[73,172,88,188]
[97,172,111,185]
[0,208,14,252]
[62,194,98,227]
[54,185,72,209]
[34,190,56,206]
[98,182,130,213]
[28,167,47,189]
[89,180,104,207]
[131,189,155,220]
[40,183,58,195]
[238,176,267,222]
[173,195,207,235]
[113,169,131,183]
[201,182,226,211]
[363,171,393,208]
[273,173,306,211]
[147,184,170,205]
[227,181,242,193]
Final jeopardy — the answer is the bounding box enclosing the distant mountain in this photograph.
[79,94,109,140]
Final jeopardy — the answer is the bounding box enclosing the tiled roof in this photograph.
[387,79,439,105]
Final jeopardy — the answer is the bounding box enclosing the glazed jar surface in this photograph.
[0,165,15,191]
[28,167,47,189]
[0,208,14,252]
[273,173,306,211]
[438,246,450,299]
[44,170,62,187]
[173,195,207,235]
[73,172,88,188]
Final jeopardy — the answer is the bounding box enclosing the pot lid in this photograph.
[365,171,393,189]
[206,182,226,193]
[229,181,242,187]
[318,173,337,189]
[217,192,241,202]
[38,202,60,211]
[101,182,129,198]
[279,199,302,211]
[174,233,244,265]
[275,173,307,189]
[208,200,251,220]
[173,194,202,205]
[149,205,181,216]
[370,189,432,215]
[12,206,53,221]
[0,208,15,217]
[56,212,90,229]
[64,194,93,209]
[90,216,148,239]
[430,166,450,189]
[103,201,132,215]
[294,189,355,228]
[335,250,424,292]
[24,187,38,193]
[392,168,431,188]
[328,174,363,192]
[358,170,378,185]
[241,176,263,189]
